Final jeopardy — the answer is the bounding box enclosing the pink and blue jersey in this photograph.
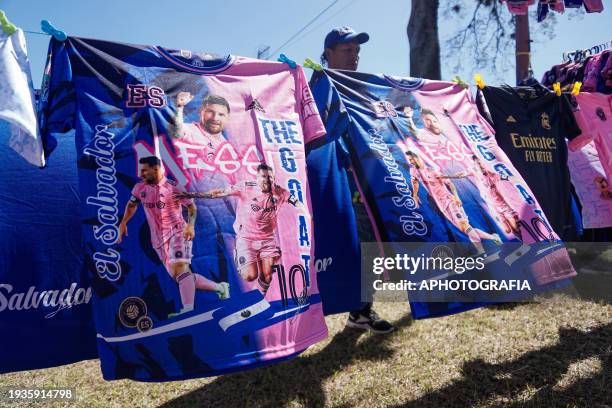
[308,69,576,319]
[567,93,612,183]
[40,36,327,381]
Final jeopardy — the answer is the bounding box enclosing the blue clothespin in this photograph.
[277,53,297,69]
[41,19,66,41]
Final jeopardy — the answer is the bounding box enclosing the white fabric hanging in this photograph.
[0,28,44,167]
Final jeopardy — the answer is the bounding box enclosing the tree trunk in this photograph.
[515,14,531,85]
[407,0,441,80]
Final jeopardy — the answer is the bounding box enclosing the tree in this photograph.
[407,0,441,80]
[407,1,559,82]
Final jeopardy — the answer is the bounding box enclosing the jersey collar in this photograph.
[156,46,235,74]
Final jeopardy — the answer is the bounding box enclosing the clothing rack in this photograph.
[562,39,612,63]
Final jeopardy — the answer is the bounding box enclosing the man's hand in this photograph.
[509,214,520,234]
[117,222,128,244]
[176,91,193,108]
[414,197,420,208]
[183,224,195,241]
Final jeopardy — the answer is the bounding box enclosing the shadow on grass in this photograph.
[393,322,612,408]
[485,302,532,311]
[160,313,414,408]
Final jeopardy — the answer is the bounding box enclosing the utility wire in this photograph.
[284,0,358,50]
[267,0,340,59]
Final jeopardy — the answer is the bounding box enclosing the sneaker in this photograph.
[168,304,194,319]
[217,282,230,300]
[346,309,395,334]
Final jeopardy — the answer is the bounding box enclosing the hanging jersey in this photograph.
[567,140,612,228]
[305,85,363,315]
[477,85,581,241]
[0,29,44,166]
[0,121,97,374]
[309,69,576,319]
[40,36,327,381]
[567,93,612,182]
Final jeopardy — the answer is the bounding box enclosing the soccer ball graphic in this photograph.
[118,297,148,328]
[126,304,140,320]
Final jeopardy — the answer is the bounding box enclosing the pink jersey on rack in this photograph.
[567,93,612,183]
[567,141,612,229]
[582,53,605,92]
[130,177,193,248]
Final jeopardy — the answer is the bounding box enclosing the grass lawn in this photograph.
[1,293,610,407]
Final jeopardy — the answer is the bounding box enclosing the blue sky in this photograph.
[1,0,610,88]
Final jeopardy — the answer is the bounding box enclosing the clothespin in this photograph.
[553,82,561,96]
[0,10,17,35]
[571,81,582,96]
[277,53,296,69]
[474,74,485,90]
[303,58,322,71]
[452,76,469,89]
[41,19,67,41]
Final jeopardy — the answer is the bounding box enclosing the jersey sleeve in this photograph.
[307,70,353,169]
[475,88,496,128]
[129,184,141,203]
[563,94,590,151]
[560,94,582,142]
[296,66,326,145]
[275,186,295,206]
[38,38,77,159]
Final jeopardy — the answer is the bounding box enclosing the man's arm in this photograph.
[446,180,462,205]
[411,177,420,208]
[174,187,237,200]
[117,200,138,243]
[438,172,470,179]
[171,91,194,139]
[183,202,196,241]
[404,106,418,132]
[287,194,306,211]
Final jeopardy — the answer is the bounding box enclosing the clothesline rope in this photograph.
[23,30,48,36]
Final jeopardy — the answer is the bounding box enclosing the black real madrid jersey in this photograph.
[477,85,581,240]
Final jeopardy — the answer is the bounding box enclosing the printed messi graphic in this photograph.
[310,70,575,320]
[115,92,312,331]
[42,37,326,381]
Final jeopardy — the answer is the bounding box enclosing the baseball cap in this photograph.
[324,26,370,49]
